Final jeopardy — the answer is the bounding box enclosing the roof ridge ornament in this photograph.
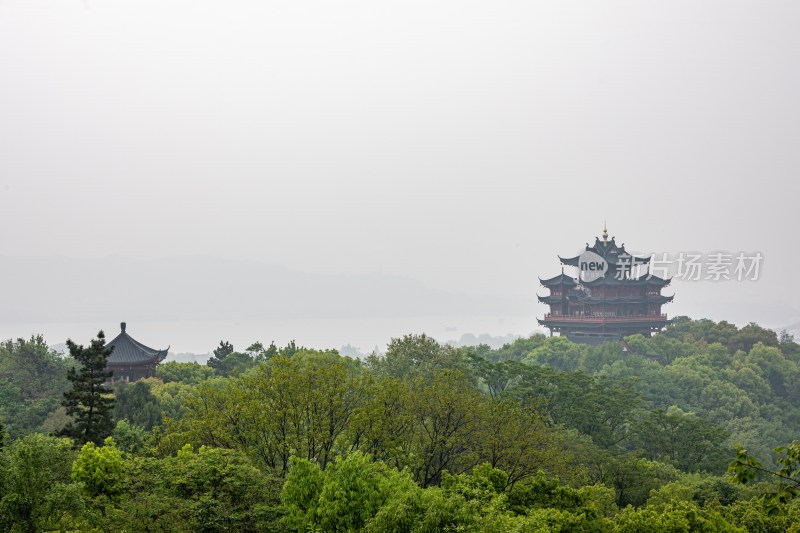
[602,223,608,244]
[121,322,126,333]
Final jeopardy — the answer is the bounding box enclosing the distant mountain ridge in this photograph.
[0,255,531,323]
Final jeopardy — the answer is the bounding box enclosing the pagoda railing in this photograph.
[541,314,668,323]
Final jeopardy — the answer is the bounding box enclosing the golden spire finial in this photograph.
[602,222,608,244]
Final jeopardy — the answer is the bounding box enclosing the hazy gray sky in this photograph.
[1,0,799,346]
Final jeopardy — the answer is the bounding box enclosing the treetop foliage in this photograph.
[365,333,470,380]
[2,316,800,529]
[0,335,72,439]
[729,440,800,515]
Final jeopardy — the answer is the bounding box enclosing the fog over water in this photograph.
[1,1,799,352]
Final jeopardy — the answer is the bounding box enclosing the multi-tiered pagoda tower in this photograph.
[537,227,673,345]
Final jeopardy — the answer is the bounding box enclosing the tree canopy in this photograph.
[1,317,800,530]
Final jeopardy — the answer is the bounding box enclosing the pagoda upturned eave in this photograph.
[538,294,674,305]
[538,314,670,323]
[538,315,673,329]
[581,275,671,287]
[558,253,652,267]
[537,315,672,336]
[557,236,651,266]
[539,273,577,287]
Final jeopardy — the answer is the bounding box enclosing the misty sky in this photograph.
[1,0,799,347]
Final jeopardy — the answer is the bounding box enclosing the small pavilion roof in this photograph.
[105,322,169,365]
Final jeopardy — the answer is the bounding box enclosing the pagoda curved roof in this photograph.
[539,273,577,287]
[559,237,651,267]
[581,275,671,287]
[540,293,674,305]
[105,323,169,365]
[538,295,564,304]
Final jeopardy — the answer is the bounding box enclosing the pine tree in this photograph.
[58,331,115,446]
[207,340,234,374]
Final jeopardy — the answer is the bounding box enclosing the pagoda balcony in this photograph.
[541,313,668,323]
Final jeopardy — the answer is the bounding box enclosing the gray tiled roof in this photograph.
[105,322,169,365]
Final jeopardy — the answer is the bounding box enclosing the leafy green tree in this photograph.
[364,483,476,533]
[156,361,215,385]
[743,342,795,399]
[0,434,84,532]
[351,370,563,489]
[509,365,640,448]
[729,440,800,515]
[662,317,740,350]
[72,437,124,502]
[435,464,608,531]
[613,500,744,532]
[661,315,695,340]
[441,463,509,504]
[647,476,746,510]
[283,451,419,532]
[580,340,628,374]
[630,408,729,472]
[280,457,325,530]
[111,419,147,454]
[113,380,162,431]
[578,446,680,508]
[461,342,495,361]
[492,334,548,362]
[728,323,779,354]
[148,378,198,423]
[279,340,301,358]
[101,444,275,532]
[465,355,523,400]
[239,341,276,362]
[722,497,800,533]
[521,336,587,373]
[476,399,563,487]
[505,471,605,524]
[725,364,771,405]
[699,379,759,423]
[612,456,682,508]
[347,376,414,470]
[0,336,72,438]
[58,332,115,446]
[183,352,371,473]
[213,351,256,377]
[169,445,276,532]
[366,333,470,381]
[282,452,527,533]
[778,330,800,361]
[460,334,548,363]
[405,370,485,487]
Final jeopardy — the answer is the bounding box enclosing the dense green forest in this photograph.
[1,317,799,531]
